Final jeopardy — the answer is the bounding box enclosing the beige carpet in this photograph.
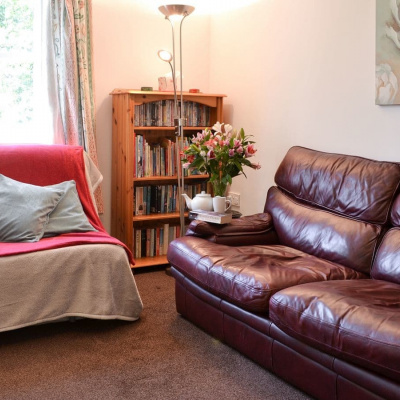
[0,270,311,400]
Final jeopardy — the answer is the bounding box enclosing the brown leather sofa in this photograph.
[167,146,400,400]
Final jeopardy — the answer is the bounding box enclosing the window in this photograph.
[0,0,53,144]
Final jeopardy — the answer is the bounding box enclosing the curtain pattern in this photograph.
[51,0,104,213]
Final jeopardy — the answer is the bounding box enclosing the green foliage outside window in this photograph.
[0,0,34,125]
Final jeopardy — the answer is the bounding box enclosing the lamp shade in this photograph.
[158,4,195,18]
[158,49,173,62]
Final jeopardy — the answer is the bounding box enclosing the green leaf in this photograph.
[190,157,205,169]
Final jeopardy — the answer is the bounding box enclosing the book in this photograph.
[190,210,233,224]
[159,227,164,256]
[135,186,144,215]
[150,228,155,257]
[150,186,157,214]
[156,227,160,256]
[160,185,166,213]
[156,185,162,213]
[146,228,151,257]
[135,229,141,259]
[141,229,147,257]
[163,223,169,255]
[146,185,151,215]
[143,186,148,215]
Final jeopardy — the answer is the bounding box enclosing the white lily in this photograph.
[212,121,223,133]
[224,124,233,134]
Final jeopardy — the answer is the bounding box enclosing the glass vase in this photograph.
[211,179,228,197]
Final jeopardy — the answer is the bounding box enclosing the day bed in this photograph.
[167,146,400,400]
[0,144,142,332]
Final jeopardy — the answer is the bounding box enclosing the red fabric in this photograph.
[0,232,129,257]
[0,145,134,264]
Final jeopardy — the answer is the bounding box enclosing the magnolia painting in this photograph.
[376,0,400,104]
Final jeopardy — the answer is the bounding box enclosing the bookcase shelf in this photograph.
[110,89,225,269]
[135,126,209,131]
[134,174,208,184]
[132,212,187,223]
[134,255,169,269]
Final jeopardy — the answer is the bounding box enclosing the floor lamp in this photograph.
[158,4,195,236]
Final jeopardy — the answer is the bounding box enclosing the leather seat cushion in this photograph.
[269,279,400,381]
[167,236,367,314]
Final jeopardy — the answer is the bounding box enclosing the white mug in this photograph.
[213,196,231,214]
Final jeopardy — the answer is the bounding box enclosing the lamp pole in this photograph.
[158,4,195,236]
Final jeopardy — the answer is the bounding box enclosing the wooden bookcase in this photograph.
[110,89,225,269]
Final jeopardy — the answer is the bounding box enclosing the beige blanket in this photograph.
[0,244,143,332]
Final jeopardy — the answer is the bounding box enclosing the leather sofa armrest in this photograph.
[185,213,279,246]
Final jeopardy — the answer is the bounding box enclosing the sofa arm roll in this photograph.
[185,213,279,246]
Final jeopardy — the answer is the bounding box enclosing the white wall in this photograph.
[93,0,400,230]
[210,0,400,216]
[92,0,210,231]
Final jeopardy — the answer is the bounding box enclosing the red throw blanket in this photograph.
[0,145,134,264]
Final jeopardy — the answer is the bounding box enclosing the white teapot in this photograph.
[182,191,213,211]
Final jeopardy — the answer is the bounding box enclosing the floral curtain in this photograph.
[51,0,103,213]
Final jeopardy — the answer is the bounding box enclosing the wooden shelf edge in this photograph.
[134,174,208,183]
[134,126,209,131]
[133,212,190,222]
[132,255,169,268]
[110,89,226,97]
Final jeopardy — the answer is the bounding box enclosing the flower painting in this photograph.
[376,0,400,104]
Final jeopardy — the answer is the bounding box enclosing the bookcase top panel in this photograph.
[110,89,226,98]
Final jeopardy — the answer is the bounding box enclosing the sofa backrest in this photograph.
[265,146,400,275]
[372,228,400,284]
[273,146,400,224]
[372,195,400,284]
[0,144,104,233]
[390,193,400,226]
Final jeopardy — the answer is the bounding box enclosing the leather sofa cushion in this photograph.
[372,228,400,284]
[269,280,400,381]
[265,186,381,275]
[167,236,367,314]
[274,146,400,224]
[391,193,400,226]
[185,213,279,246]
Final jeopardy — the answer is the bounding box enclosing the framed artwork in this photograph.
[376,0,400,104]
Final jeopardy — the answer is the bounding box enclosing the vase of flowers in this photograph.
[181,122,261,197]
